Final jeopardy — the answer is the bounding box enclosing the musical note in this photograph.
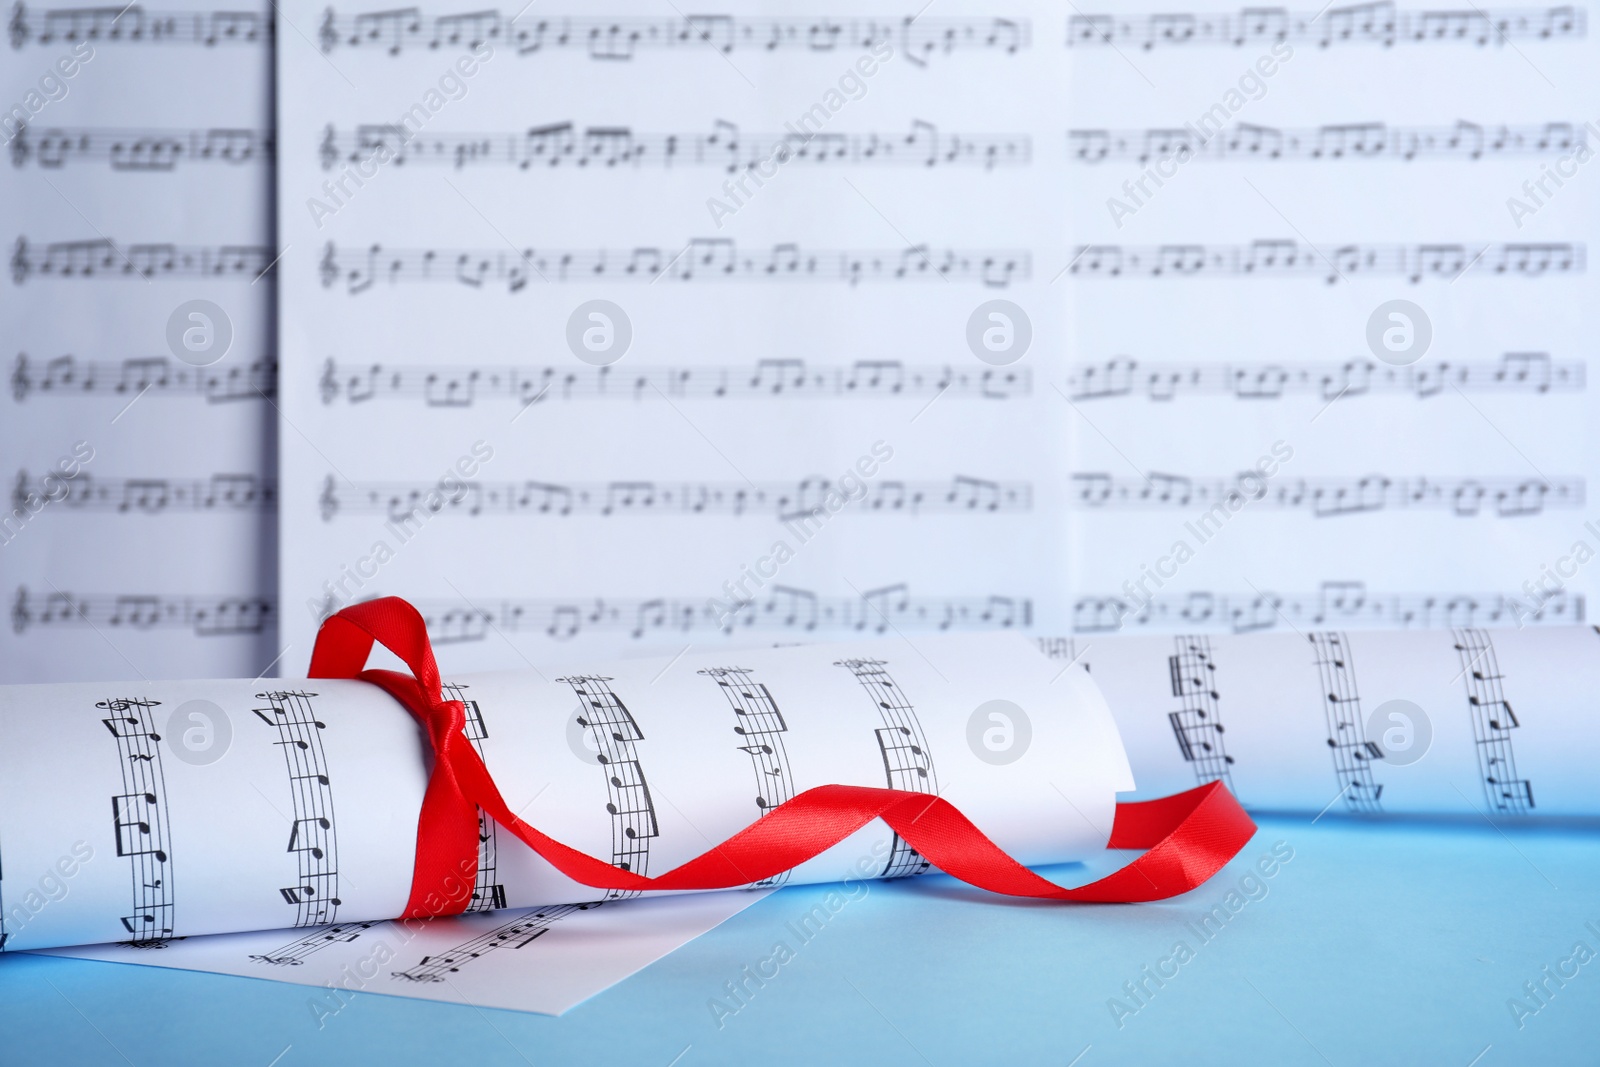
[319,240,1030,291]
[1065,353,1581,401]
[1071,472,1583,517]
[1067,5,1584,49]
[112,791,164,856]
[1065,241,1584,283]
[1036,637,1081,665]
[318,9,1030,61]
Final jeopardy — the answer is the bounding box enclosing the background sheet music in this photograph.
[0,0,279,681]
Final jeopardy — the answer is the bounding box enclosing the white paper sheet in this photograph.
[1042,626,1600,816]
[267,3,1600,673]
[39,890,767,1017]
[0,632,1130,953]
[272,0,1074,670]
[0,1,280,682]
[1062,3,1600,636]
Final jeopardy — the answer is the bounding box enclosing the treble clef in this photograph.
[320,241,336,288]
[319,358,336,403]
[320,124,336,170]
[95,698,162,713]
[318,6,335,51]
[11,236,29,284]
[9,2,29,49]
[10,587,27,634]
[10,120,27,167]
[319,474,339,521]
[10,352,28,401]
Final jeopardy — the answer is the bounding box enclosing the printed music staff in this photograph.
[15,472,276,513]
[836,658,937,878]
[1166,636,1236,791]
[100,697,176,945]
[1071,472,1584,517]
[1065,241,1584,283]
[1070,121,1588,164]
[11,587,275,636]
[441,683,507,912]
[12,238,276,282]
[319,240,1029,291]
[250,921,381,966]
[254,691,342,927]
[1066,353,1582,402]
[12,354,277,402]
[702,666,796,887]
[317,9,1029,62]
[9,124,273,169]
[6,0,276,685]
[1066,5,1585,50]
[319,357,1026,406]
[1070,584,1584,634]
[561,676,657,900]
[322,120,1029,172]
[390,904,599,983]
[1453,630,1536,813]
[1308,633,1386,813]
[8,4,272,47]
[397,587,1032,645]
[317,474,1029,522]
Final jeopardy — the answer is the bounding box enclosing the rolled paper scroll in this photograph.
[0,631,1139,952]
[1047,625,1600,817]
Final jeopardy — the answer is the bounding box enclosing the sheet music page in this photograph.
[0,0,279,681]
[274,1,1070,667]
[40,891,770,1017]
[0,633,1128,952]
[1041,626,1600,817]
[1062,4,1599,636]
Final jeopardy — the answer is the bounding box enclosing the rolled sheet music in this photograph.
[0,634,1129,952]
[1048,626,1600,817]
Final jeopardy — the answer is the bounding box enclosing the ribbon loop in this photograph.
[310,597,1256,918]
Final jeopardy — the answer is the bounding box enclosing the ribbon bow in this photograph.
[309,597,1256,918]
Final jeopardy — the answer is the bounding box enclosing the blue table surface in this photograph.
[3,814,1597,1066]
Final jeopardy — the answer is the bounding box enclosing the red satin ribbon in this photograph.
[309,597,1256,918]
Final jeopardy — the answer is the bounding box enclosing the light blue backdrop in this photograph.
[2,814,1596,1066]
